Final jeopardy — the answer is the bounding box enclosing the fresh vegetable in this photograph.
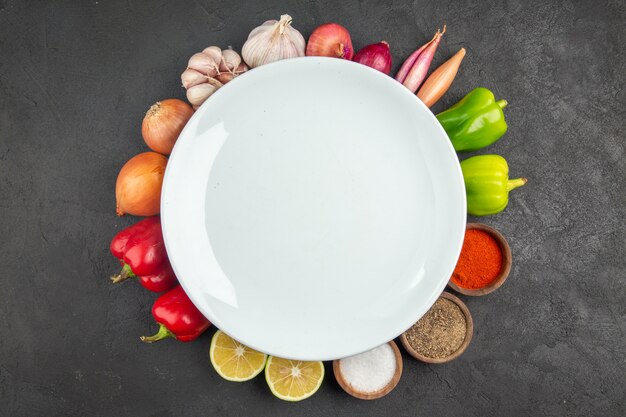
[242,14,306,68]
[306,23,353,59]
[115,152,166,216]
[353,41,392,74]
[214,62,249,84]
[141,285,211,343]
[265,356,325,401]
[142,99,193,155]
[437,88,508,152]
[110,216,177,292]
[417,48,466,107]
[184,80,222,109]
[395,26,445,92]
[461,154,527,216]
[210,330,268,381]
[182,46,248,108]
[219,48,242,73]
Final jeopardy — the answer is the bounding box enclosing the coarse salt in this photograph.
[339,343,396,393]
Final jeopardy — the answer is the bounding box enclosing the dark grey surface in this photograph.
[1,0,624,415]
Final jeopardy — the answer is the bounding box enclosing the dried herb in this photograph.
[405,298,466,359]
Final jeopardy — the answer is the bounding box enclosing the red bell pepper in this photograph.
[109,216,177,293]
[141,285,211,343]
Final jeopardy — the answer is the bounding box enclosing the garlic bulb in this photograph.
[242,14,305,68]
[181,46,248,109]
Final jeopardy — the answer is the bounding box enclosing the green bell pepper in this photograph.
[436,87,508,152]
[461,154,527,216]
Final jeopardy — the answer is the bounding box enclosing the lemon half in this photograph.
[209,330,268,382]
[265,356,324,401]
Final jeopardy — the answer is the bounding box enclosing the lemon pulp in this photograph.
[265,356,324,401]
[209,330,267,382]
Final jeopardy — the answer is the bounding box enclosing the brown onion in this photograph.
[142,99,193,155]
[115,152,167,217]
[306,23,353,59]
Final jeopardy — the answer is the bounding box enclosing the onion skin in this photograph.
[116,152,167,217]
[142,99,193,155]
[353,41,392,74]
[306,23,353,60]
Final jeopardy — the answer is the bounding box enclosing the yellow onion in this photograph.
[142,99,193,155]
[115,152,167,217]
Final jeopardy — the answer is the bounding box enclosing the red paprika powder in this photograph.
[451,229,503,289]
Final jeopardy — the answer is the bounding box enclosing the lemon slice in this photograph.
[265,356,325,401]
[209,330,268,382]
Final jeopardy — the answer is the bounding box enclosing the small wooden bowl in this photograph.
[333,341,403,400]
[400,292,473,364]
[448,222,512,296]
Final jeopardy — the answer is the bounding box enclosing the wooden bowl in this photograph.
[447,222,512,296]
[333,341,403,400]
[400,292,473,364]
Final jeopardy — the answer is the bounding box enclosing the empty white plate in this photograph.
[161,57,466,361]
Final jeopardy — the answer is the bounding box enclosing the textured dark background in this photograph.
[1,0,624,415]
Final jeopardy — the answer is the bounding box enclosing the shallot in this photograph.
[417,48,466,107]
[395,27,445,93]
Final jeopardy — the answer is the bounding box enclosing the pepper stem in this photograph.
[140,323,175,343]
[110,263,136,284]
[507,177,528,191]
[497,99,508,109]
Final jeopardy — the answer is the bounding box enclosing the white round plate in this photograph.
[162,57,466,361]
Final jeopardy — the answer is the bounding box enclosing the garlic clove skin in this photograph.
[181,68,208,89]
[220,49,242,72]
[217,62,249,84]
[242,14,305,68]
[216,72,235,84]
[186,82,219,106]
[247,21,275,39]
[187,52,219,77]
[235,62,249,73]
[202,46,222,64]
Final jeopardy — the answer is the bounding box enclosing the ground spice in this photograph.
[405,298,466,359]
[451,229,503,289]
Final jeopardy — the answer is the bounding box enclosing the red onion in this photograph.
[353,41,392,74]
